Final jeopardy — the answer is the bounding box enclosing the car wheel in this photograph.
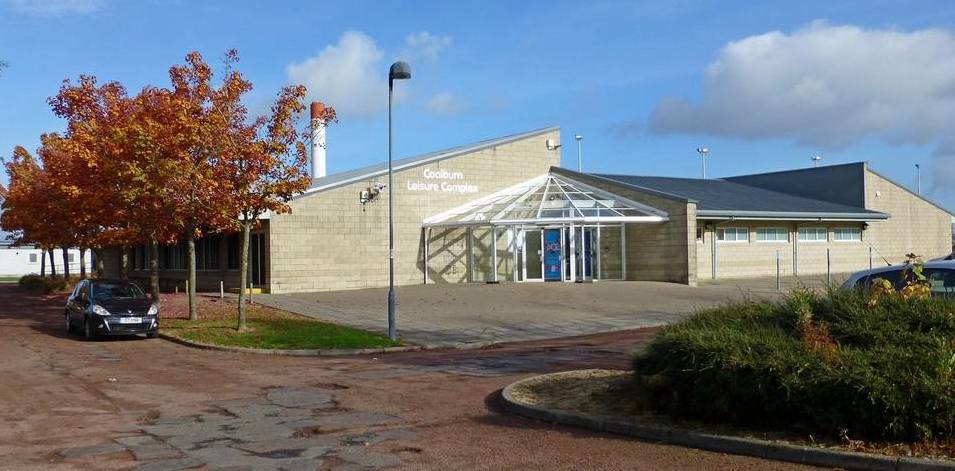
[146,330,158,339]
[83,318,95,341]
[65,312,73,333]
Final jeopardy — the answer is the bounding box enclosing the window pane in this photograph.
[718,227,748,242]
[835,228,862,241]
[798,227,826,241]
[757,228,787,242]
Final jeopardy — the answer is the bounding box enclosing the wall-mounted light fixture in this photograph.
[359,182,386,205]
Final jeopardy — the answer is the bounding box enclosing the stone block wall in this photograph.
[267,129,561,293]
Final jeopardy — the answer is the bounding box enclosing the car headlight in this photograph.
[147,304,158,316]
[92,305,111,316]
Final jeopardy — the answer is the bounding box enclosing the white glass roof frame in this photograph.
[422,173,669,228]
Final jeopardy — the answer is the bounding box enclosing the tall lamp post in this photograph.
[574,134,583,172]
[811,155,822,167]
[916,164,921,195]
[387,61,411,342]
[696,147,709,179]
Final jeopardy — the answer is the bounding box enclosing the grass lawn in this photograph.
[160,294,400,350]
[0,276,21,284]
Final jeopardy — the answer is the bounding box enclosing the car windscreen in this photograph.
[91,282,146,300]
[855,268,907,290]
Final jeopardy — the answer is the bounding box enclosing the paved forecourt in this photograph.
[256,277,833,348]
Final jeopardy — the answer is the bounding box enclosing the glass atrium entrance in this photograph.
[422,173,667,284]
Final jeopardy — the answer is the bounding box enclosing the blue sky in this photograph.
[2,0,955,210]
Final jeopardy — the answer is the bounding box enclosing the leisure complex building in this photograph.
[105,121,954,294]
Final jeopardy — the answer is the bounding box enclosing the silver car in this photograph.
[841,260,955,297]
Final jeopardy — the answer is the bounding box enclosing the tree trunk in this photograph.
[49,249,57,277]
[79,248,87,279]
[120,246,129,279]
[94,249,104,277]
[186,222,197,321]
[61,247,70,282]
[237,222,251,331]
[40,249,46,276]
[149,236,161,305]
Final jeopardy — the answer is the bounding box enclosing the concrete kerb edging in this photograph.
[158,333,423,357]
[500,372,955,471]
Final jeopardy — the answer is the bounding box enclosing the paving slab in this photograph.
[333,446,402,468]
[128,442,184,461]
[132,457,205,471]
[256,279,811,346]
[311,412,401,432]
[267,387,335,409]
[58,442,128,458]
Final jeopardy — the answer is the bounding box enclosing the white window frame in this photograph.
[833,227,863,242]
[797,227,828,243]
[28,253,38,263]
[755,227,789,243]
[717,227,749,243]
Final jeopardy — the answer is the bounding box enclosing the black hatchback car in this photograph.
[65,279,159,340]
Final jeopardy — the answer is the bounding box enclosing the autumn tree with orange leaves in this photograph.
[3,49,329,330]
[206,51,331,330]
[50,77,184,301]
[1,144,80,281]
[165,52,239,321]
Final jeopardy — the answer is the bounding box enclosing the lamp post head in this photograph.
[696,147,709,156]
[389,61,412,84]
[575,134,583,141]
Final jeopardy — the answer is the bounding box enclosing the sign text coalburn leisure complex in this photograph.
[406,168,479,194]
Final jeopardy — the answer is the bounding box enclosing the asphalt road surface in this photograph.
[0,284,821,470]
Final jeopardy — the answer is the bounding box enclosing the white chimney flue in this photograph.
[310,101,327,180]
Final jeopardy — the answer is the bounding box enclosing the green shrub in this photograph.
[633,288,955,442]
[18,274,69,293]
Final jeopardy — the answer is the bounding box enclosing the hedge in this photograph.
[633,288,955,441]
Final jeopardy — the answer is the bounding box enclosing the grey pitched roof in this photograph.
[587,173,889,220]
[725,162,867,208]
[297,126,559,198]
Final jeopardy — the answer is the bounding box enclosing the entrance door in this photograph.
[577,227,595,281]
[250,233,265,286]
[543,228,562,281]
[523,229,543,281]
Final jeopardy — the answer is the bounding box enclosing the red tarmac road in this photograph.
[0,284,821,470]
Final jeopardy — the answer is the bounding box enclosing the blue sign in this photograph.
[544,229,562,281]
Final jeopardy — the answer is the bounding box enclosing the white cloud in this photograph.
[425,92,465,115]
[287,31,389,117]
[401,31,452,62]
[649,21,955,194]
[649,21,955,150]
[2,0,103,15]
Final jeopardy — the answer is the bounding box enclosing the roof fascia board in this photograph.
[297,126,559,198]
[696,210,890,221]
